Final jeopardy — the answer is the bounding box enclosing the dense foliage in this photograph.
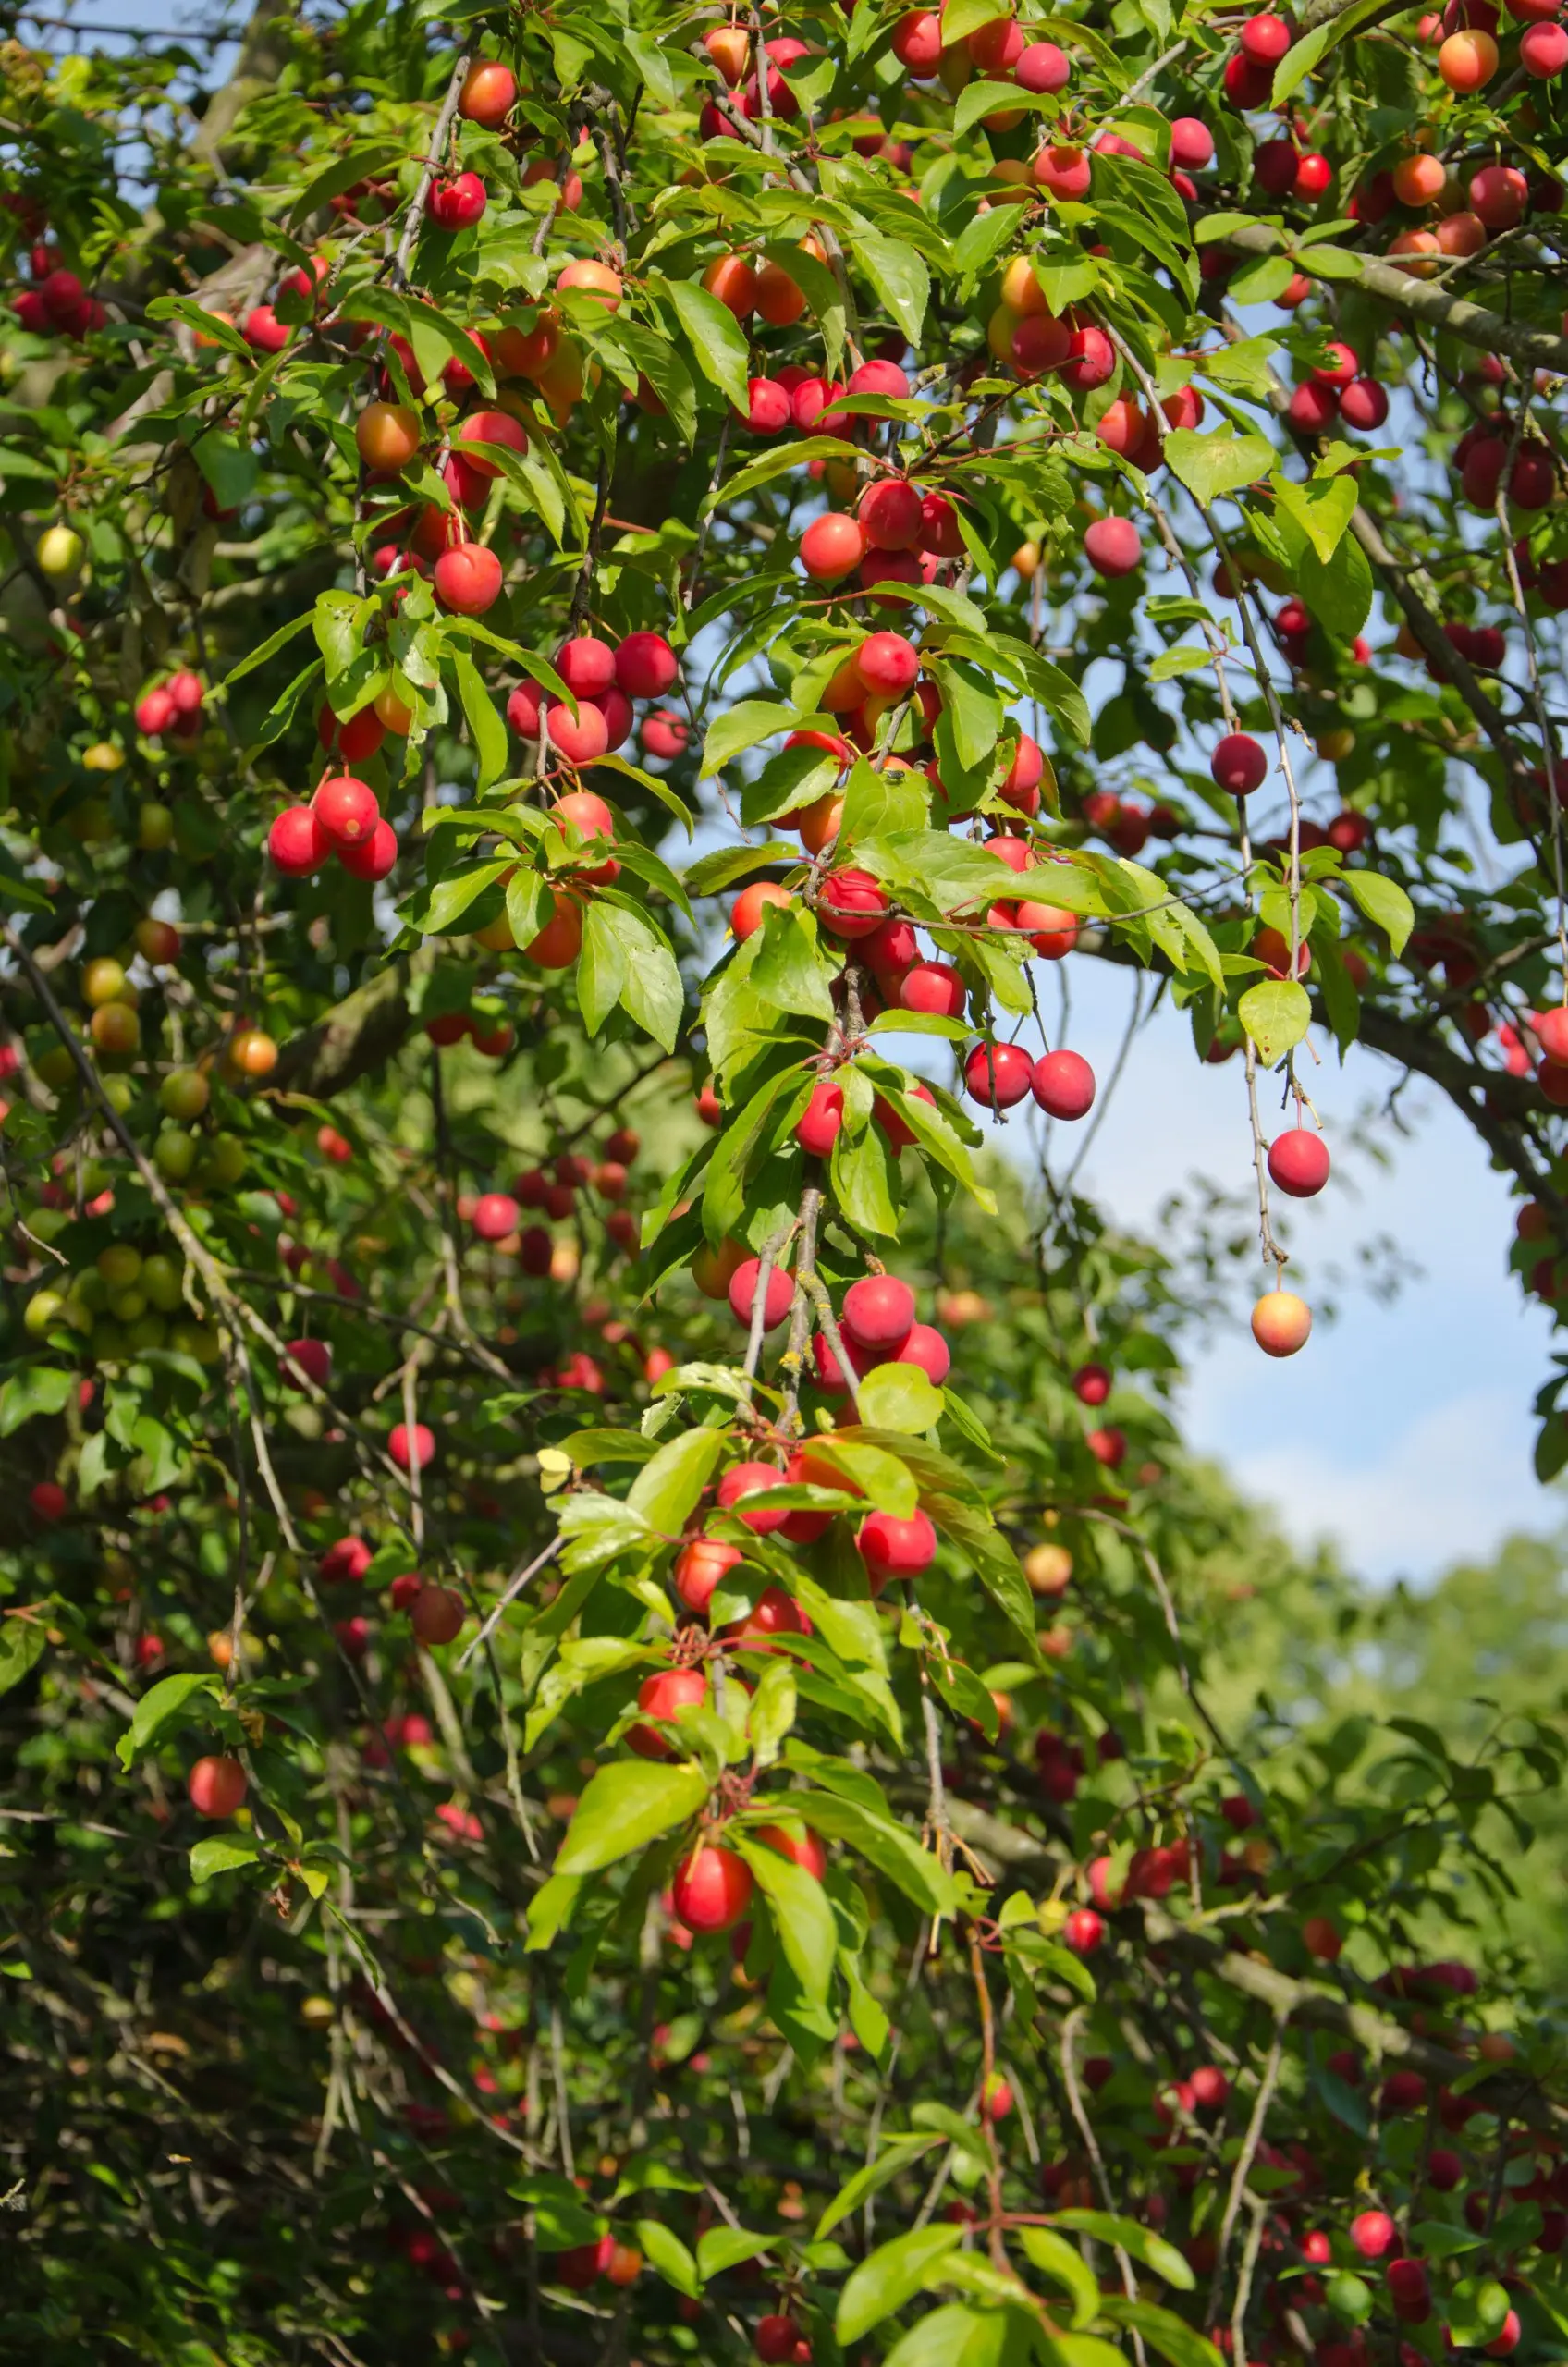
[5,0,1568,2360]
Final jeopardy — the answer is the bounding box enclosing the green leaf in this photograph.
[623,25,677,102]
[1341,870,1414,957]
[1164,430,1275,507]
[115,1672,225,1770]
[1280,516,1372,640]
[832,1122,900,1238]
[748,1658,798,1767]
[1299,243,1366,281]
[1148,644,1214,681]
[661,276,753,412]
[687,840,801,896]
[410,856,514,938]
[554,1760,709,1875]
[1270,0,1389,105]
[577,899,631,1035]
[737,1836,838,2008]
[856,1362,944,1435]
[515,2169,603,2244]
[601,903,685,1052]
[288,141,406,228]
[753,901,835,1023]
[192,430,259,513]
[841,756,929,845]
[1315,2058,1370,2132]
[524,1870,584,1951]
[696,2226,777,2279]
[790,1791,956,1916]
[636,2218,702,2298]
[1036,255,1102,315]
[1018,2229,1100,2327]
[884,2305,1011,2367]
[949,205,1022,295]
[1324,2272,1374,2324]
[952,79,1054,136]
[1445,2278,1513,2349]
[1049,2212,1195,2290]
[1410,2222,1488,2261]
[1229,254,1297,307]
[0,1616,48,1697]
[843,221,930,343]
[699,699,797,779]
[1040,2336,1135,2367]
[1201,335,1285,400]
[837,2225,965,2343]
[626,1426,725,1534]
[0,1364,73,1435]
[799,1437,916,1517]
[707,435,861,514]
[451,650,508,791]
[220,608,313,691]
[933,1497,1041,1662]
[189,1837,260,1883]
[815,2135,942,2239]
[1274,473,1357,566]
[842,1949,890,2060]
[1238,977,1311,1064]
[941,0,1009,35]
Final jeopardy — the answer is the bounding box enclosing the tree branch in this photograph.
[1226,221,1568,376]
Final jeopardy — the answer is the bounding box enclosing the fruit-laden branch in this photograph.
[944,1797,1568,2138]
[1226,222,1568,377]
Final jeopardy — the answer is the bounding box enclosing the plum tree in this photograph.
[2,0,1567,2360]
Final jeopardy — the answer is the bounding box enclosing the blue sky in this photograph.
[1040,950,1562,1584]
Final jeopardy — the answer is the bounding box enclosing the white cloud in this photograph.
[1223,1387,1547,1585]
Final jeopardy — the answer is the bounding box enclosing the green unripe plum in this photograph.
[170,1320,220,1364]
[99,1076,134,1116]
[90,1318,128,1361]
[24,1289,66,1336]
[60,1293,95,1333]
[126,1312,167,1353]
[108,1288,147,1323]
[138,802,174,852]
[36,524,84,577]
[140,1253,182,1312]
[36,1046,75,1090]
[69,799,115,846]
[154,1130,196,1182]
[73,1269,107,1314]
[159,1068,209,1121]
[203,1133,246,1187]
[28,1207,70,1244]
[96,1244,141,1289]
